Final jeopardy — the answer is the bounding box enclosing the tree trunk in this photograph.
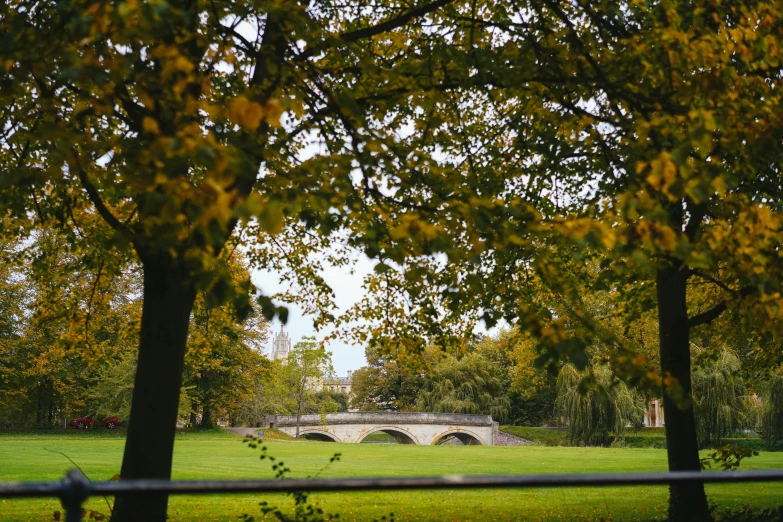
[36,381,44,427]
[199,373,214,429]
[200,401,214,429]
[48,390,55,426]
[657,263,711,522]
[295,379,305,438]
[111,254,197,522]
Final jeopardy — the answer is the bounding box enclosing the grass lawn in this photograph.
[500,426,764,451]
[1,429,782,521]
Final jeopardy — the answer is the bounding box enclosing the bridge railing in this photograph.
[3,469,783,522]
[264,411,495,427]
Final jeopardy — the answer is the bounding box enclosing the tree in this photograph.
[232,358,291,426]
[762,371,783,449]
[184,255,269,428]
[0,239,33,427]
[85,350,137,422]
[475,330,558,427]
[341,3,783,519]
[692,346,753,448]
[419,351,511,423]
[284,337,333,438]
[2,2,465,519]
[312,390,349,414]
[556,364,645,447]
[0,225,140,428]
[349,345,425,412]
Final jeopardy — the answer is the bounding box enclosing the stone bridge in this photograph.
[264,412,496,445]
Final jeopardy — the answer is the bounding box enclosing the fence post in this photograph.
[61,469,88,522]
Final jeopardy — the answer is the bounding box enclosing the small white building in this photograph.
[644,399,664,427]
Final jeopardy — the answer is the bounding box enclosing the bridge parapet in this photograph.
[264,412,493,428]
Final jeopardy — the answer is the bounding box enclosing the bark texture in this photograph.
[657,263,711,522]
[111,254,197,522]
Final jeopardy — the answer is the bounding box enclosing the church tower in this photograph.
[271,326,291,361]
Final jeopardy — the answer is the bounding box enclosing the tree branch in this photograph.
[295,0,455,62]
[684,200,707,241]
[71,152,131,235]
[341,0,455,42]
[688,286,755,328]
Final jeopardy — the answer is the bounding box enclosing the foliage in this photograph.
[5,1,783,518]
[283,338,334,437]
[335,2,783,517]
[184,254,270,428]
[692,346,755,448]
[555,364,645,447]
[311,390,349,414]
[84,350,137,422]
[700,444,759,471]
[418,351,511,423]
[349,346,426,412]
[0,227,139,428]
[475,330,558,426]
[762,371,783,449]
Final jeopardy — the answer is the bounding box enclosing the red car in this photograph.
[69,414,121,429]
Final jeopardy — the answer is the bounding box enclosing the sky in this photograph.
[251,256,376,376]
[252,256,504,377]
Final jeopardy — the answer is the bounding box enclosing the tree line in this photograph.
[0,229,347,430]
[353,324,783,451]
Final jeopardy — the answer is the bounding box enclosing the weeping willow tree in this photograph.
[418,352,511,423]
[691,346,753,448]
[762,371,783,448]
[555,364,645,447]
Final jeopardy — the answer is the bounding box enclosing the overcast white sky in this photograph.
[251,257,376,376]
[252,257,504,376]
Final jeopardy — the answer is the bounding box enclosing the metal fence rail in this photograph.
[3,469,783,522]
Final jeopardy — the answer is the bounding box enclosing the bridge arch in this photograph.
[430,428,486,446]
[299,429,341,442]
[357,426,419,444]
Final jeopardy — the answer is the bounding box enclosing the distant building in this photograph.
[270,326,291,361]
[319,370,354,398]
[328,370,353,395]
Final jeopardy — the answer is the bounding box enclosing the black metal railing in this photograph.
[3,469,783,522]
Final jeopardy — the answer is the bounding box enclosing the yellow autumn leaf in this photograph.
[142,117,160,135]
[652,224,677,250]
[711,176,727,197]
[228,96,266,131]
[264,99,284,127]
[646,151,676,192]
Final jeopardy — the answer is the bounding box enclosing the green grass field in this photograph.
[501,426,764,451]
[1,429,782,521]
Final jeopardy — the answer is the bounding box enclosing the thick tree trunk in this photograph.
[111,255,197,522]
[657,264,711,521]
